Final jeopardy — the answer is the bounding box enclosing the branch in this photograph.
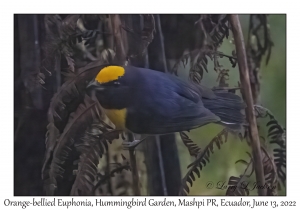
[128,133,141,195]
[155,14,168,73]
[153,14,168,195]
[111,14,127,64]
[229,15,266,196]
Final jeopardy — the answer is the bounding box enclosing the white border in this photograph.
[1,1,298,209]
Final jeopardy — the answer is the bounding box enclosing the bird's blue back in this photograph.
[121,66,219,134]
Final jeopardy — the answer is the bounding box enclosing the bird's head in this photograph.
[87,65,129,109]
[87,65,125,90]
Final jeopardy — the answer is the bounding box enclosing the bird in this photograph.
[86,65,245,148]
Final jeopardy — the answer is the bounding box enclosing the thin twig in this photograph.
[128,133,141,195]
[111,14,127,64]
[109,14,140,195]
[105,149,113,195]
[155,14,168,73]
[155,135,168,195]
[154,14,168,195]
[229,15,266,195]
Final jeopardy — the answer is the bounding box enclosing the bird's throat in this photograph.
[103,108,127,131]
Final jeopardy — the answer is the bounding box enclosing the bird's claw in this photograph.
[122,140,141,150]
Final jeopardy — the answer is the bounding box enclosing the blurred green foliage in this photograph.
[174,14,286,196]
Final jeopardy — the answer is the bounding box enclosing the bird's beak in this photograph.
[86,80,105,91]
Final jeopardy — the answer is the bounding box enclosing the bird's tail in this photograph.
[202,88,246,131]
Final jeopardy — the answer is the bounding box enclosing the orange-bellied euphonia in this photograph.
[87,65,245,137]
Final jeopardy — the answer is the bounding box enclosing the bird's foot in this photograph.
[122,139,142,150]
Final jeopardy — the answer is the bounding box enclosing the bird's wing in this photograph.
[167,73,216,99]
[125,70,220,134]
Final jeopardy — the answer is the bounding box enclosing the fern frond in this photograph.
[70,123,120,195]
[46,95,102,195]
[226,152,253,196]
[180,132,201,157]
[93,155,131,195]
[121,14,155,58]
[196,14,229,49]
[42,61,107,186]
[261,147,278,195]
[254,105,286,187]
[179,129,228,195]
[246,15,273,102]
[48,61,106,128]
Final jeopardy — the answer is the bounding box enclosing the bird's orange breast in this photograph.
[103,108,127,131]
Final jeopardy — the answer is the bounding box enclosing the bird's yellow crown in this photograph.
[96,66,125,84]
